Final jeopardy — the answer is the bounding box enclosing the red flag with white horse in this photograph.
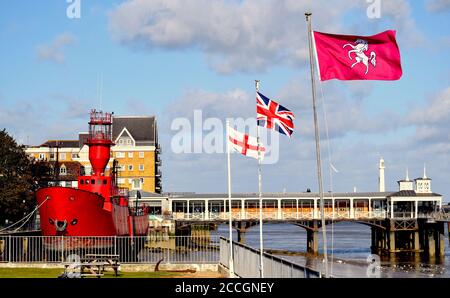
[313,30,402,81]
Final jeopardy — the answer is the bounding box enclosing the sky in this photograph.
[1,0,450,201]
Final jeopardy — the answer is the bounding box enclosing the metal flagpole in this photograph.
[226,120,235,277]
[305,12,329,278]
[255,80,264,278]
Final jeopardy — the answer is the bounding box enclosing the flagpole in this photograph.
[305,12,329,278]
[255,80,264,278]
[226,120,235,277]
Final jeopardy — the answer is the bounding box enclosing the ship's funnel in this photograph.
[86,110,113,176]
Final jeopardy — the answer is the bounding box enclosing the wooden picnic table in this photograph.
[63,254,120,278]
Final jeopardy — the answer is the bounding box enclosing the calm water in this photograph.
[213,222,450,278]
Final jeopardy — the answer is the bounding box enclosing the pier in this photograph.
[138,189,449,259]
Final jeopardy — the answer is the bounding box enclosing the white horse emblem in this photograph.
[343,39,376,75]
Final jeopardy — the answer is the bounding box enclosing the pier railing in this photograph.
[172,210,387,221]
[219,237,321,278]
[0,235,219,264]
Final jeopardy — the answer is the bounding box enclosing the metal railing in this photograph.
[169,210,391,221]
[418,211,450,221]
[0,235,219,264]
[219,237,321,278]
[392,212,415,219]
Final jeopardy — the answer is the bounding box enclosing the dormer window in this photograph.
[60,165,67,176]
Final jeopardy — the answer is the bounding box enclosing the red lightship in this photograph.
[36,110,149,240]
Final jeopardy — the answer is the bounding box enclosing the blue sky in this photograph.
[1,0,450,201]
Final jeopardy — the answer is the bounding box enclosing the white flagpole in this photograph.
[255,80,264,278]
[226,120,235,277]
[305,12,329,278]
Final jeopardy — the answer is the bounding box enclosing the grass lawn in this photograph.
[0,268,183,278]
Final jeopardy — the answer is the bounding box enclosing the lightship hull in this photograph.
[36,187,148,237]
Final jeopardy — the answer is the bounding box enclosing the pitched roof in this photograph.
[165,191,394,199]
[112,116,157,145]
[389,190,441,197]
[38,140,80,148]
[78,133,89,148]
[51,161,82,181]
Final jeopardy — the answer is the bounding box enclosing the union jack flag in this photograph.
[256,92,295,137]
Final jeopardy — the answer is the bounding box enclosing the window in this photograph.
[139,152,144,158]
[139,164,144,171]
[49,153,55,160]
[84,166,92,175]
[60,166,67,175]
[116,152,125,158]
[71,153,79,159]
[66,181,72,188]
[127,139,132,145]
[60,153,66,160]
[117,178,125,184]
[128,152,134,158]
[119,139,124,145]
[39,153,45,160]
[133,178,142,190]
[128,165,133,171]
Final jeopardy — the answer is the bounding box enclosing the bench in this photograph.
[63,254,120,278]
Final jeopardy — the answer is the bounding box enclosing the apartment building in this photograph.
[25,115,162,193]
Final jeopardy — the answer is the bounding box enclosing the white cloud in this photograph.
[0,94,90,145]
[405,87,450,147]
[407,87,450,126]
[426,0,450,12]
[36,33,76,64]
[108,0,421,74]
[158,78,414,193]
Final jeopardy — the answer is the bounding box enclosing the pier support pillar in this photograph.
[370,227,386,254]
[439,223,445,258]
[414,231,420,252]
[389,231,396,253]
[448,222,450,245]
[307,229,318,255]
[237,230,245,244]
[381,229,388,251]
[428,228,436,258]
[371,227,376,253]
[306,220,319,255]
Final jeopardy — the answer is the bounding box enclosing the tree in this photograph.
[0,129,50,225]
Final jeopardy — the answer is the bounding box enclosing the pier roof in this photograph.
[165,191,395,199]
[389,190,442,197]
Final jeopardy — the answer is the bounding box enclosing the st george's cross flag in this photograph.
[227,126,265,160]
[313,30,402,81]
[256,92,295,137]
